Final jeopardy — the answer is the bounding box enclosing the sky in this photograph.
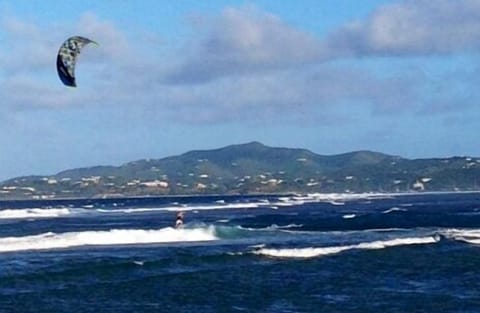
[1,0,479,180]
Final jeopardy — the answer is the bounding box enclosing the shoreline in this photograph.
[0,190,478,205]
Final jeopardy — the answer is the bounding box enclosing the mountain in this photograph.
[1,142,479,199]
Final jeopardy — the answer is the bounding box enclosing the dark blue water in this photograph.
[1,192,480,312]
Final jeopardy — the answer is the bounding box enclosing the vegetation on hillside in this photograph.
[1,142,479,199]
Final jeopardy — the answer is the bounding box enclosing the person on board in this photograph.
[175,212,184,228]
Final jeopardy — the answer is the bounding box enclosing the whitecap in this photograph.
[96,202,264,214]
[269,224,303,230]
[382,207,408,214]
[444,228,480,245]
[0,226,218,253]
[253,236,439,259]
[0,208,71,220]
[226,251,244,256]
[249,243,266,249]
[254,246,351,258]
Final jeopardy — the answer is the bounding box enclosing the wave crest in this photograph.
[444,229,480,244]
[0,208,71,219]
[0,226,218,253]
[253,236,439,259]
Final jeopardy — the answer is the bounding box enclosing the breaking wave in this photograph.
[253,236,439,259]
[444,229,480,245]
[0,208,71,219]
[0,226,218,253]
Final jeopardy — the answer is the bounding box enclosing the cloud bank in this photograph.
[328,0,480,56]
[1,0,479,124]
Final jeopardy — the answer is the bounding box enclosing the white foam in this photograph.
[382,207,408,214]
[270,201,295,207]
[96,206,181,213]
[0,208,71,219]
[184,203,261,210]
[226,251,244,256]
[269,193,398,207]
[444,229,480,244]
[303,192,394,202]
[254,246,351,258]
[355,237,438,249]
[249,243,266,249]
[253,236,438,259]
[342,214,356,219]
[267,224,303,230]
[303,191,478,202]
[96,202,264,214]
[0,226,218,253]
[273,197,305,206]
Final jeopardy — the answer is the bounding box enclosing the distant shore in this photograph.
[0,190,479,205]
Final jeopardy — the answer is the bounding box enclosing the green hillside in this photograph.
[1,142,479,199]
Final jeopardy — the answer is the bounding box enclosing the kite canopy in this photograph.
[56,36,97,87]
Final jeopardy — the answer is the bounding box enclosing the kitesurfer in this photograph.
[175,212,184,228]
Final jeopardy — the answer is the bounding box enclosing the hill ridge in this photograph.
[1,142,479,199]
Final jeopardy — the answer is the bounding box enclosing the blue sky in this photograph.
[1,0,479,180]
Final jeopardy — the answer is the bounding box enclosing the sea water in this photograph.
[1,192,480,312]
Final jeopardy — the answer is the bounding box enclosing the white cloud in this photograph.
[327,0,480,56]
[74,12,131,61]
[166,1,480,85]
[165,6,326,84]
[0,3,478,126]
[0,16,58,72]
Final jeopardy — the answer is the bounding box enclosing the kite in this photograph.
[56,36,97,87]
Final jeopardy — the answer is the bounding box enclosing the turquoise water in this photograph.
[1,193,480,312]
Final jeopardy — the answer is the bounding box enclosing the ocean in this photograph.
[1,192,480,312]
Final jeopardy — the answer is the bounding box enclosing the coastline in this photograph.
[0,189,478,206]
